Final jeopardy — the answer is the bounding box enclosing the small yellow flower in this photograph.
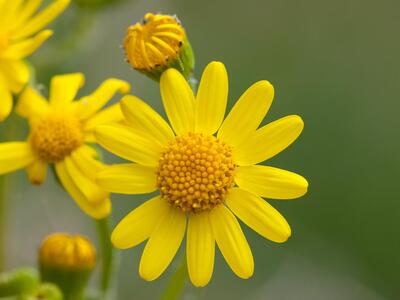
[0,0,71,121]
[124,13,194,80]
[0,73,130,219]
[95,61,308,286]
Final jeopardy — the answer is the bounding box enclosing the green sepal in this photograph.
[40,267,91,300]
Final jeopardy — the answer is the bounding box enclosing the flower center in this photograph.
[30,114,84,163]
[124,13,185,70]
[157,133,236,213]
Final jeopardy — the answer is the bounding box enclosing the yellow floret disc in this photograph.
[157,133,236,213]
[30,114,83,163]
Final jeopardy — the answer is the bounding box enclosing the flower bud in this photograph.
[18,283,62,300]
[123,13,195,81]
[39,233,96,300]
[0,268,39,297]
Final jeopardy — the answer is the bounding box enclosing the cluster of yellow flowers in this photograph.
[0,2,308,289]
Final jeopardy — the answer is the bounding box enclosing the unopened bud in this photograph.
[124,13,195,81]
[39,233,96,300]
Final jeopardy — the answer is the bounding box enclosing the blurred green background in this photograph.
[1,0,399,299]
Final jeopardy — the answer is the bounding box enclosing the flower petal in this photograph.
[209,205,254,279]
[55,160,111,219]
[120,95,175,146]
[49,73,85,109]
[94,123,161,166]
[0,59,29,93]
[226,188,291,243]
[26,159,47,185]
[139,206,186,281]
[16,86,50,119]
[74,78,130,120]
[63,156,108,204]
[97,163,157,194]
[234,115,304,165]
[160,68,195,135]
[217,80,274,147]
[12,0,70,40]
[2,30,52,59]
[9,0,43,32]
[111,196,169,249]
[0,142,35,174]
[0,78,13,122]
[70,145,103,180]
[187,212,215,287]
[195,61,228,135]
[84,103,123,132]
[235,165,308,200]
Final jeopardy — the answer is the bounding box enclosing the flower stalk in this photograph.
[160,254,188,300]
[96,217,115,300]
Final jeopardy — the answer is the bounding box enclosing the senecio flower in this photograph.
[0,73,130,219]
[0,0,70,121]
[95,61,308,286]
[124,13,194,80]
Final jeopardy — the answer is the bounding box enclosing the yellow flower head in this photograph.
[0,73,130,219]
[95,61,308,286]
[0,0,70,121]
[39,233,96,271]
[123,13,194,80]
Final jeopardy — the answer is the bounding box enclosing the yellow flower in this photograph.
[0,73,130,219]
[124,13,194,80]
[0,0,70,121]
[95,61,308,286]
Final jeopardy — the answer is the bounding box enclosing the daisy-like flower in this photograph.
[0,0,70,121]
[95,62,308,286]
[0,73,130,219]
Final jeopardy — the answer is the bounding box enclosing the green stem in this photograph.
[95,218,115,300]
[0,175,5,272]
[160,254,188,300]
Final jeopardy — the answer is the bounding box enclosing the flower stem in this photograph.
[160,254,188,300]
[0,175,5,272]
[95,217,115,300]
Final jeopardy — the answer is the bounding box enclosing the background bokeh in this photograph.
[1,0,399,299]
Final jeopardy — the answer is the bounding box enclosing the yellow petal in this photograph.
[226,188,291,243]
[49,73,85,109]
[97,163,157,194]
[84,103,123,132]
[70,145,103,180]
[209,205,254,279]
[195,61,228,135]
[2,30,52,59]
[12,0,70,40]
[0,59,29,93]
[0,142,35,174]
[94,123,161,166]
[74,78,130,120]
[16,86,50,119]
[187,212,215,287]
[217,80,274,147]
[235,165,308,199]
[111,196,169,249]
[64,156,108,204]
[234,115,304,165]
[26,159,47,185]
[139,206,186,281]
[55,161,111,219]
[9,0,43,32]
[160,68,195,135]
[0,78,13,122]
[120,95,175,146]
